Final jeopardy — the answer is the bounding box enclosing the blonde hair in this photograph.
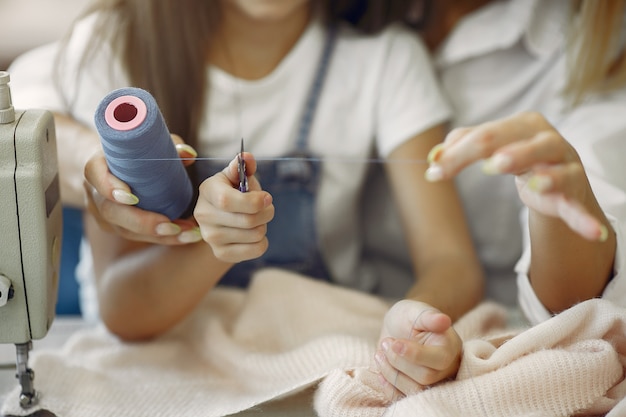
[351,0,626,104]
[566,0,626,103]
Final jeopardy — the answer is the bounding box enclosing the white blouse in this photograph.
[437,0,626,323]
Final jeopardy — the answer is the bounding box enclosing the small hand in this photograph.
[194,152,274,263]
[424,112,608,242]
[83,134,201,244]
[375,300,462,399]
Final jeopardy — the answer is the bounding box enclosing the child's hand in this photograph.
[424,112,608,242]
[375,300,462,399]
[83,134,201,244]
[194,152,274,263]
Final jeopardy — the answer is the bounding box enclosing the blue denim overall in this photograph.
[194,25,337,288]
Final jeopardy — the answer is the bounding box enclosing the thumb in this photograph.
[412,309,452,335]
[223,152,258,186]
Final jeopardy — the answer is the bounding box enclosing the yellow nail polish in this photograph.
[481,159,498,175]
[175,143,198,158]
[178,227,202,243]
[112,189,139,205]
[427,143,445,164]
[599,224,609,242]
[156,222,181,236]
[527,175,553,193]
[482,154,513,175]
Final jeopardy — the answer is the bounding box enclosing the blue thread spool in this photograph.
[94,87,193,220]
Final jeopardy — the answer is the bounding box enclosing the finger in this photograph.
[195,204,274,245]
[426,127,474,164]
[383,300,447,338]
[224,152,258,178]
[376,372,405,403]
[200,221,268,246]
[246,171,263,192]
[557,197,608,241]
[84,180,202,244]
[520,163,608,241]
[409,310,452,336]
[170,133,184,146]
[381,337,459,383]
[84,182,115,233]
[435,112,552,178]
[84,152,144,209]
[210,238,270,263]
[443,126,475,147]
[375,350,421,398]
[198,172,272,215]
[482,130,577,176]
[524,161,585,195]
[171,134,198,167]
[176,145,198,167]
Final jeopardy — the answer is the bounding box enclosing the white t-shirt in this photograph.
[7,14,451,311]
[365,0,626,323]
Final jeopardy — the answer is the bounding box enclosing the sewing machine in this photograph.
[0,71,61,408]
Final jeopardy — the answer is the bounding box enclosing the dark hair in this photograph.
[58,0,378,149]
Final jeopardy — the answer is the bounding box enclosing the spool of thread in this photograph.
[94,87,193,220]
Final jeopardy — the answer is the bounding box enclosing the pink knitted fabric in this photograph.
[314,300,626,417]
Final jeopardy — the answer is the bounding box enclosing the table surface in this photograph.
[0,318,317,417]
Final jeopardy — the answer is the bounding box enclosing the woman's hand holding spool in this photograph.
[83,133,202,245]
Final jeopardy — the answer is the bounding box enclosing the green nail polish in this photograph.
[112,189,139,205]
[427,143,444,164]
[178,228,202,243]
[156,222,181,236]
[527,175,552,193]
[599,224,609,242]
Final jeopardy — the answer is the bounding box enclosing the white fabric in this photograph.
[2,270,626,417]
[7,14,451,298]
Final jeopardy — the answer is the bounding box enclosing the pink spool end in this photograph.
[104,95,148,131]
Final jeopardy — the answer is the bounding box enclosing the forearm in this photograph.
[528,205,616,314]
[405,255,484,322]
[54,113,102,208]
[386,127,484,322]
[89,219,232,340]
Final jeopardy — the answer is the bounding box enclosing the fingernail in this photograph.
[425,164,444,182]
[374,351,385,365]
[175,143,198,158]
[391,341,406,356]
[527,175,553,193]
[482,154,512,175]
[427,143,445,163]
[599,224,609,242]
[112,189,139,205]
[178,228,202,243]
[381,339,391,352]
[377,373,388,387]
[155,222,181,236]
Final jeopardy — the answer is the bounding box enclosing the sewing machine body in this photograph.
[0,106,60,343]
[0,71,61,406]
